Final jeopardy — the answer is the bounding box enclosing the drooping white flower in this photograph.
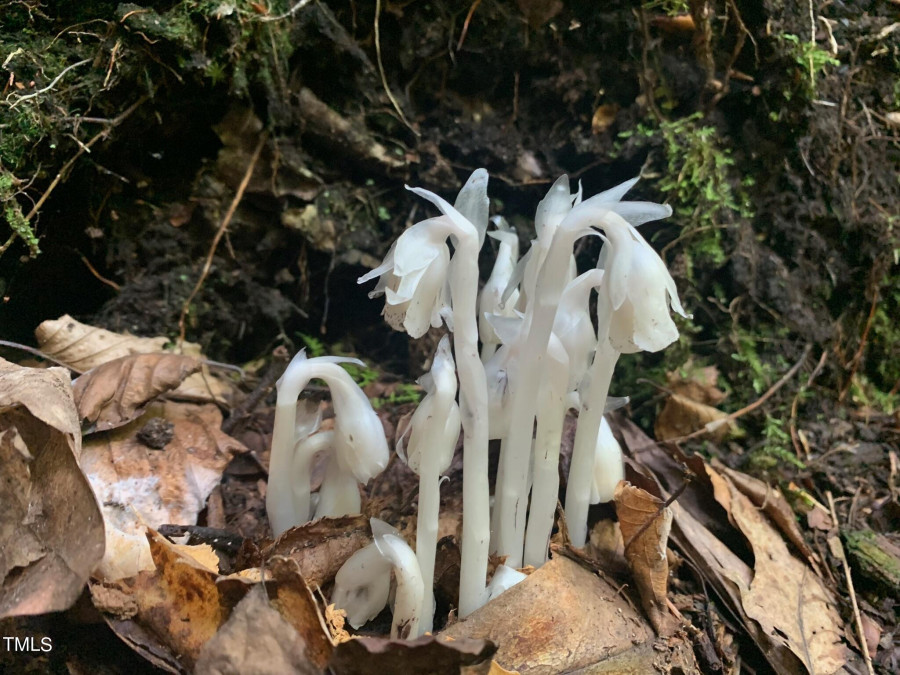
[267,350,390,536]
[359,218,453,339]
[599,219,689,354]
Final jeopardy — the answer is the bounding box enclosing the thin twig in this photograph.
[374,0,418,137]
[259,0,314,22]
[678,344,813,443]
[623,474,692,553]
[5,58,91,109]
[178,132,267,347]
[79,253,121,291]
[456,0,483,52]
[840,273,880,402]
[25,96,147,223]
[221,347,288,434]
[0,340,82,372]
[826,491,875,675]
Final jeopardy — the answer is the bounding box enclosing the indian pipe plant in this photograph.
[266,168,687,636]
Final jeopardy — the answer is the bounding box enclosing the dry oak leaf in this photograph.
[74,353,201,433]
[267,556,335,669]
[0,358,104,618]
[655,393,735,442]
[82,400,242,580]
[706,466,850,673]
[614,480,676,636]
[195,584,321,675]
[441,555,662,674]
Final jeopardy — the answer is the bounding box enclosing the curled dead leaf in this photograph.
[261,515,372,588]
[36,315,235,406]
[705,467,850,672]
[655,393,734,442]
[73,353,201,433]
[614,481,676,635]
[93,530,231,672]
[0,358,104,618]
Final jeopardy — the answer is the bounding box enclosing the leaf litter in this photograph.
[0,317,863,673]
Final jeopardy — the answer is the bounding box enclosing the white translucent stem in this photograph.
[452,238,491,618]
[416,451,440,634]
[373,530,425,639]
[565,339,620,547]
[269,389,311,537]
[495,228,578,566]
[523,339,569,567]
[315,455,361,518]
[292,430,334,523]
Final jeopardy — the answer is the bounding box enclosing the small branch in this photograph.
[221,346,289,435]
[79,252,121,291]
[374,0,418,137]
[678,344,813,443]
[0,339,82,372]
[25,96,147,223]
[826,491,875,675]
[178,132,267,347]
[5,58,91,109]
[259,0,314,22]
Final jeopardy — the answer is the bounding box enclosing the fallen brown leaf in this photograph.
[260,515,372,588]
[95,530,232,672]
[715,462,816,563]
[655,393,734,441]
[328,634,496,675]
[82,400,241,580]
[616,416,851,673]
[440,555,694,673]
[706,467,850,672]
[268,557,335,669]
[73,353,201,433]
[195,584,321,675]
[35,315,235,406]
[614,481,676,635]
[0,358,104,618]
[35,315,170,372]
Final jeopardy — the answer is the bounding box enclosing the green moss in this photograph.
[0,170,40,258]
[778,33,840,98]
[619,113,752,278]
[747,415,806,472]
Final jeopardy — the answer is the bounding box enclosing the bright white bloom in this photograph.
[358,219,452,339]
[267,350,389,536]
[398,336,460,475]
[599,220,689,354]
[590,416,624,504]
[371,518,425,639]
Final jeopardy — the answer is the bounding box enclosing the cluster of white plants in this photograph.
[265,169,687,637]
